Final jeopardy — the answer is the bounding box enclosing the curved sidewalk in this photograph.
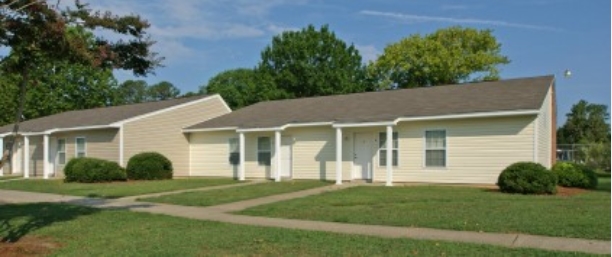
[0,186,609,255]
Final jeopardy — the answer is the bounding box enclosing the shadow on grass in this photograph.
[0,203,97,243]
[0,199,157,243]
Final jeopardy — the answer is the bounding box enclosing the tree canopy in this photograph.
[557,100,610,144]
[369,26,510,89]
[258,24,368,99]
[202,68,276,109]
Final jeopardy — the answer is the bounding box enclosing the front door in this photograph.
[281,136,292,177]
[353,133,372,179]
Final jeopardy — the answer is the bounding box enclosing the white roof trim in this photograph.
[45,125,119,134]
[333,122,395,128]
[282,122,333,129]
[236,127,283,133]
[395,110,539,123]
[110,95,220,126]
[183,127,238,133]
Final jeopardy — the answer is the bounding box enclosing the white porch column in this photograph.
[43,134,49,179]
[23,136,29,178]
[274,130,281,182]
[238,132,245,181]
[386,125,393,186]
[335,127,343,185]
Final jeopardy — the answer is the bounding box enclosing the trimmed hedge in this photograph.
[126,152,173,180]
[497,162,557,194]
[552,162,598,189]
[64,157,127,183]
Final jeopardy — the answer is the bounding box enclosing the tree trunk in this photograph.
[0,68,29,173]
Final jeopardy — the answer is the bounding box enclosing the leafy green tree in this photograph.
[369,26,510,89]
[115,80,149,105]
[147,81,180,101]
[203,68,277,109]
[258,24,368,99]
[0,0,161,166]
[557,100,610,144]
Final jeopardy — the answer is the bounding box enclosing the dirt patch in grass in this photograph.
[0,236,61,257]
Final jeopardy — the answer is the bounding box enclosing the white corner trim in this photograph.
[119,125,124,166]
[533,115,539,163]
[182,127,238,133]
[111,95,219,126]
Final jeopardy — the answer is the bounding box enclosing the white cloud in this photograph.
[360,10,562,32]
[266,24,300,35]
[355,44,380,63]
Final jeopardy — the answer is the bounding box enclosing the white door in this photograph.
[353,133,372,179]
[281,136,292,177]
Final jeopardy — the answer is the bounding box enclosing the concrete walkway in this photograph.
[0,186,609,255]
[117,179,267,201]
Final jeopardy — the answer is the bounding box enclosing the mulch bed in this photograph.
[0,236,61,257]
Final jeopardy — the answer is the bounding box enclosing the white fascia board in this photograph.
[333,121,395,128]
[236,127,283,133]
[182,127,238,133]
[45,125,119,134]
[395,110,539,123]
[110,95,218,126]
[282,122,333,129]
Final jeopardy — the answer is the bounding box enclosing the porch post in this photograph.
[386,125,393,186]
[274,130,281,182]
[238,132,245,181]
[23,136,29,178]
[335,127,342,185]
[43,134,49,179]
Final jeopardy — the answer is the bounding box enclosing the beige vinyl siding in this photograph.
[285,127,335,180]
[52,129,120,176]
[371,116,536,184]
[244,132,272,178]
[189,131,237,177]
[28,136,44,177]
[123,96,230,176]
[537,87,553,168]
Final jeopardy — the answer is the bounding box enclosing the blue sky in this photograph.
[87,0,610,125]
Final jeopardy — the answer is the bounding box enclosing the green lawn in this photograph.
[240,180,611,240]
[142,180,331,206]
[0,203,597,257]
[0,175,22,181]
[0,178,239,198]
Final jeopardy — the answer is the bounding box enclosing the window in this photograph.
[75,137,86,158]
[257,137,271,166]
[57,139,66,164]
[425,130,446,167]
[228,138,240,166]
[379,132,398,166]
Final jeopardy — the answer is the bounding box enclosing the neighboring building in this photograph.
[184,75,556,185]
[0,95,230,178]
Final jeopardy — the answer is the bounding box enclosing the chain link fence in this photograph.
[557,143,611,172]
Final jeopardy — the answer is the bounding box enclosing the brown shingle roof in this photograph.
[187,75,553,130]
[0,95,210,134]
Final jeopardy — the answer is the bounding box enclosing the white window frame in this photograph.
[75,137,87,158]
[57,138,66,165]
[228,138,239,166]
[257,136,271,166]
[423,129,447,168]
[378,131,398,167]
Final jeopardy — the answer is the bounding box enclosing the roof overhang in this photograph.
[0,125,120,137]
[184,109,539,133]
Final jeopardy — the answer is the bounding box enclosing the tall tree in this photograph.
[0,0,161,165]
[557,100,610,144]
[147,81,180,101]
[369,26,510,89]
[258,24,367,99]
[115,80,148,105]
[203,68,276,109]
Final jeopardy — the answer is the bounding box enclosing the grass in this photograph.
[0,178,239,198]
[0,175,22,181]
[240,179,611,240]
[141,180,331,206]
[0,203,598,257]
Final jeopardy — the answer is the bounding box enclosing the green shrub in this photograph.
[552,162,598,189]
[497,162,557,194]
[64,157,127,183]
[126,152,173,180]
